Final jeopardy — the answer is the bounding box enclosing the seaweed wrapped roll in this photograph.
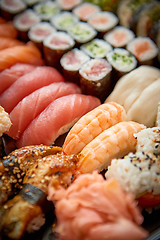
[68,22,97,46]
[88,11,118,37]
[0,0,26,20]
[104,26,135,48]
[43,31,75,69]
[33,1,60,21]
[50,11,79,32]
[79,58,112,101]
[28,22,56,50]
[72,2,100,22]
[106,48,137,84]
[13,9,40,41]
[81,38,112,59]
[56,0,82,11]
[60,48,90,84]
[127,37,159,65]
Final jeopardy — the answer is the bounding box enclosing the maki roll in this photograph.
[149,20,160,66]
[28,22,56,50]
[56,0,82,11]
[104,26,135,48]
[129,1,160,37]
[0,0,26,20]
[106,48,137,84]
[79,58,112,101]
[23,0,43,8]
[43,31,75,69]
[72,2,100,22]
[33,1,60,21]
[68,22,97,46]
[81,38,112,59]
[50,11,79,32]
[126,37,159,65]
[117,0,154,28]
[13,9,40,41]
[60,48,90,84]
[88,11,118,37]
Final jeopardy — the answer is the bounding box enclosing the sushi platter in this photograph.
[0,0,160,240]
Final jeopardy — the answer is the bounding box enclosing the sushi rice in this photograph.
[81,38,112,59]
[106,127,160,197]
[106,48,137,73]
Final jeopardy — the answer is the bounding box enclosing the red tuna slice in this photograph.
[0,66,65,113]
[16,94,101,148]
[7,82,81,140]
[0,63,36,95]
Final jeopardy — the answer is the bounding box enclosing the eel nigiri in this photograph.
[0,21,18,38]
[0,145,62,206]
[0,66,65,113]
[16,94,101,148]
[7,82,81,140]
[0,63,36,95]
[63,102,127,155]
[0,42,43,72]
[0,37,24,51]
[0,151,78,240]
[78,121,145,173]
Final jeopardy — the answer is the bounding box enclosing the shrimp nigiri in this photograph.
[78,121,145,173]
[63,102,127,155]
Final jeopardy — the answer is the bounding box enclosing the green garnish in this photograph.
[112,52,133,65]
[85,42,106,56]
[71,25,92,40]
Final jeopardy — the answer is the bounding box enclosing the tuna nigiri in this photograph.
[78,121,145,173]
[16,94,101,148]
[0,63,36,95]
[0,37,24,51]
[7,82,81,140]
[0,21,18,38]
[0,66,65,113]
[63,102,127,155]
[0,42,43,72]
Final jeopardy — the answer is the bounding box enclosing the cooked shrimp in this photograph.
[63,102,127,155]
[77,121,145,173]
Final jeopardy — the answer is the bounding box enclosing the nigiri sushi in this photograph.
[0,37,24,51]
[0,149,78,239]
[106,152,160,208]
[0,21,18,38]
[7,82,81,140]
[63,102,127,155]
[0,66,65,113]
[16,94,101,148]
[77,121,145,173]
[0,42,43,73]
[0,145,62,206]
[0,63,36,95]
[49,171,148,240]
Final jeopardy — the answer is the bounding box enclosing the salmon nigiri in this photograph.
[0,37,24,51]
[0,63,36,95]
[0,21,18,38]
[0,42,43,72]
[63,102,127,155]
[0,66,65,113]
[78,121,145,173]
[16,94,101,148]
[7,82,81,140]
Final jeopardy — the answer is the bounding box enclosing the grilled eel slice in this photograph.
[0,144,62,206]
[0,151,78,240]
